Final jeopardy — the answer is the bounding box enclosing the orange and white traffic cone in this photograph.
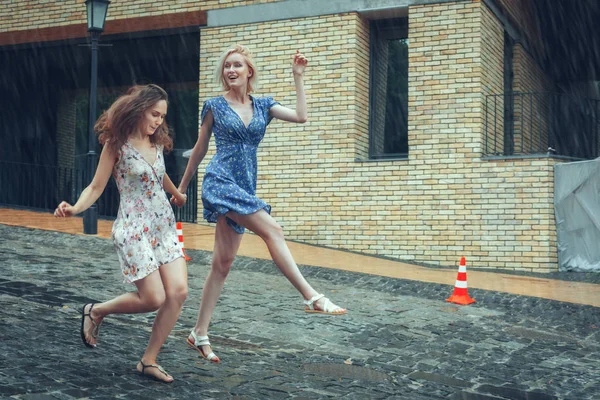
[176,222,192,261]
[446,256,475,305]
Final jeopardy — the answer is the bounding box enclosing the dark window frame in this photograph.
[503,30,515,156]
[368,17,409,160]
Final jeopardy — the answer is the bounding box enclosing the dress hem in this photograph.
[122,252,185,284]
[204,204,271,234]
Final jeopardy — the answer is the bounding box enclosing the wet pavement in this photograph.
[0,224,598,399]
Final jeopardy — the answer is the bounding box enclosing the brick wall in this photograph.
[493,0,555,156]
[198,14,369,246]
[354,18,370,160]
[407,1,486,265]
[481,2,504,155]
[512,44,555,154]
[477,0,558,270]
[0,0,282,32]
[193,1,559,271]
[3,0,562,271]
[202,1,560,271]
[496,0,544,56]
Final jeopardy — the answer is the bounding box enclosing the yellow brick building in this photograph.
[2,0,598,272]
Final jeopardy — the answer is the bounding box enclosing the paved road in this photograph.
[0,224,598,399]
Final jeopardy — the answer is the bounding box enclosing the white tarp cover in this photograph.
[554,159,600,271]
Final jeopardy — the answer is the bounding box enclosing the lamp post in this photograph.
[83,0,110,234]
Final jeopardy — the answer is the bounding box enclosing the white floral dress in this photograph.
[111,141,184,283]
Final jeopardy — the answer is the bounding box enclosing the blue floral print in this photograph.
[200,95,279,233]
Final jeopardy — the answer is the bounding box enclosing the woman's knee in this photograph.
[261,221,284,242]
[166,283,188,305]
[211,257,233,277]
[143,290,166,311]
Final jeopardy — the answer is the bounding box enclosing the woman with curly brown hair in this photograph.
[54,84,188,383]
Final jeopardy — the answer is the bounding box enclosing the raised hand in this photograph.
[292,50,308,76]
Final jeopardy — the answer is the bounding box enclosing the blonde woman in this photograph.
[176,45,346,363]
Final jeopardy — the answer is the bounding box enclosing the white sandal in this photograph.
[186,331,220,363]
[304,294,346,315]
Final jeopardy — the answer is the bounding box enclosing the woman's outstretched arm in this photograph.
[54,144,116,217]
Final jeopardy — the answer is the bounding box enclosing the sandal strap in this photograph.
[189,331,219,361]
[84,303,100,338]
[190,330,211,346]
[140,361,168,377]
[304,293,325,309]
[319,297,341,313]
[305,295,344,313]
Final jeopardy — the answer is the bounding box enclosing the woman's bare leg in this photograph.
[190,217,243,358]
[136,257,188,382]
[227,210,345,313]
[82,269,170,347]
[81,258,187,382]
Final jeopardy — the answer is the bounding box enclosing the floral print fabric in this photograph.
[111,141,184,283]
[201,95,279,234]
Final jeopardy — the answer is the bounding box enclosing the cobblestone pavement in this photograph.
[0,224,598,399]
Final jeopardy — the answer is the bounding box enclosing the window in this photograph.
[503,30,514,156]
[369,18,409,159]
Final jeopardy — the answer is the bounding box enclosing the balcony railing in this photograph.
[484,92,600,159]
[0,161,198,223]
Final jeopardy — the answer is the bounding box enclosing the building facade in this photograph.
[2,0,598,272]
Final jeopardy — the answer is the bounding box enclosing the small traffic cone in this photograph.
[446,256,475,305]
[176,222,192,261]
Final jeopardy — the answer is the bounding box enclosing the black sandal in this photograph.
[138,361,173,383]
[80,303,100,348]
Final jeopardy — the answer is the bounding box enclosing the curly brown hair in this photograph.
[95,84,174,155]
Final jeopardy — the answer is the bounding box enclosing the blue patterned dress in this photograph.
[200,95,279,233]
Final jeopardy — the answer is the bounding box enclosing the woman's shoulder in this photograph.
[252,95,274,101]
[200,97,223,123]
[203,96,223,106]
[252,95,278,107]
[103,138,125,152]
[201,96,225,113]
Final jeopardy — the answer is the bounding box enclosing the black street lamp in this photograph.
[83,0,110,234]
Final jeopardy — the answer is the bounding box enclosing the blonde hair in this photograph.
[215,44,259,93]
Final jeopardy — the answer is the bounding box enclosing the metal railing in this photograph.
[484,92,600,159]
[0,161,198,223]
